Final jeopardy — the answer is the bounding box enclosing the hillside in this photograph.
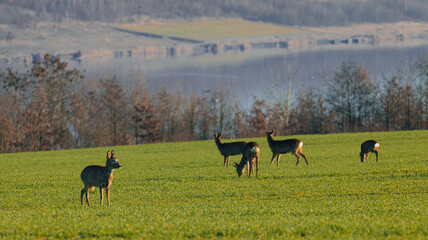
[1,19,428,65]
[1,0,427,27]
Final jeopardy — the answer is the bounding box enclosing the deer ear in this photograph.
[107,151,111,159]
[219,132,223,137]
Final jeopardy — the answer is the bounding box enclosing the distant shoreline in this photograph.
[0,20,427,66]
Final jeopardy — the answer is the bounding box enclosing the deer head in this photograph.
[106,150,122,171]
[234,161,245,177]
[214,132,223,139]
[266,129,275,136]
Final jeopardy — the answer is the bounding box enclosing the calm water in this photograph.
[6,45,428,107]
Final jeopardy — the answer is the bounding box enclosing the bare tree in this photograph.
[247,97,267,137]
[211,88,235,137]
[183,93,199,140]
[414,53,428,129]
[134,101,161,143]
[231,101,247,138]
[289,90,317,134]
[99,76,131,146]
[196,96,214,140]
[28,54,83,149]
[325,61,372,132]
[1,54,83,151]
[153,87,185,141]
[266,102,285,134]
[380,75,401,131]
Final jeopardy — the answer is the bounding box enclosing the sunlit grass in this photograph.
[0,130,426,239]
[117,19,308,41]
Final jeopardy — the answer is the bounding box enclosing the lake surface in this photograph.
[6,44,428,107]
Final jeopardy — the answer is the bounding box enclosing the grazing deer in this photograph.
[234,142,260,177]
[214,132,247,168]
[266,130,308,167]
[360,140,380,163]
[80,150,122,206]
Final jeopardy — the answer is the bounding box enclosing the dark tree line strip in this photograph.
[0,53,427,153]
[1,0,428,28]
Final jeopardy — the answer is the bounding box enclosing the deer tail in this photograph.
[250,147,260,153]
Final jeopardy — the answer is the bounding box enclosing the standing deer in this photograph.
[214,132,247,168]
[234,142,260,177]
[266,130,308,167]
[360,140,380,163]
[80,150,122,206]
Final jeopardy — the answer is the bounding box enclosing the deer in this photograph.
[360,140,380,163]
[234,142,260,178]
[214,132,247,168]
[80,150,122,206]
[266,130,308,167]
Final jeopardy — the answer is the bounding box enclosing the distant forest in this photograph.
[0,53,427,153]
[0,0,427,28]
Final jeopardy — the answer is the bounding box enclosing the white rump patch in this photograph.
[375,143,380,148]
[299,142,303,148]
[251,147,260,153]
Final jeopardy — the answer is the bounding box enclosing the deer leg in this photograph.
[99,187,103,206]
[85,188,91,206]
[270,154,277,166]
[256,156,259,178]
[227,156,231,168]
[294,152,301,166]
[223,156,227,168]
[248,161,252,176]
[276,154,281,167]
[374,151,379,162]
[106,188,110,206]
[246,161,250,177]
[299,151,309,165]
[81,188,86,205]
[366,153,369,163]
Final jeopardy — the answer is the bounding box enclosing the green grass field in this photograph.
[0,130,427,239]
[117,19,307,41]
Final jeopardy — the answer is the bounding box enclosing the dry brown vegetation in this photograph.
[0,53,427,153]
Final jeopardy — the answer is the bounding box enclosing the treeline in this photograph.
[0,54,427,153]
[1,0,428,28]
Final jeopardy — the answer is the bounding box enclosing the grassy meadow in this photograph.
[117,19,307,41]
[0,130,426,239]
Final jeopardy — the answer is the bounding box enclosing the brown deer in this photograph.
[266,130,308,167]
[214,132,247,168]
[360,140,380,163]
[80,150,122,206]
[234,142,260,177]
